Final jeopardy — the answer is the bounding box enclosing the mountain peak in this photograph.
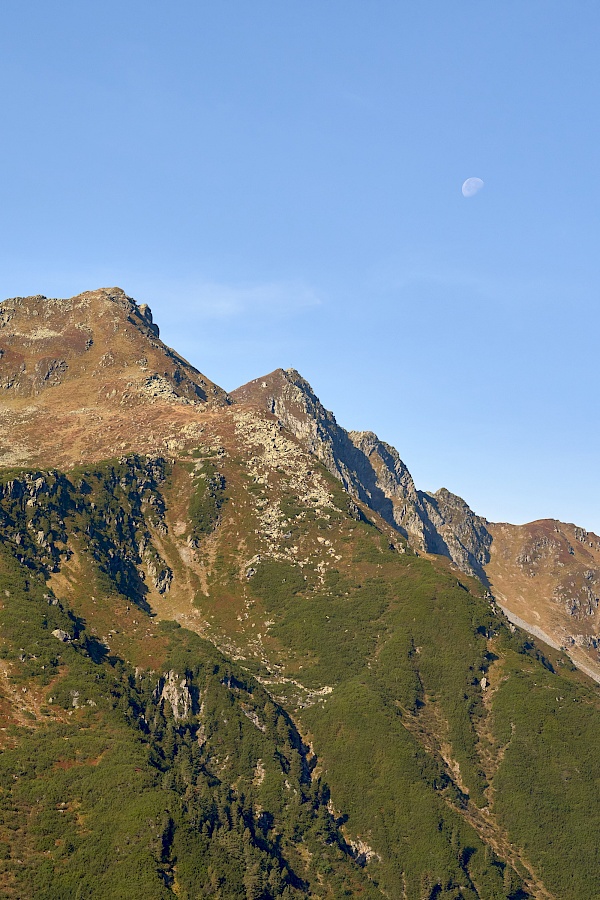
[0,288,230,467]
[77,285,129,299]
[233,369,491,577]
[232,367,330,415]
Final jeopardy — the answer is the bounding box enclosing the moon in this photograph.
[462,177,484,198]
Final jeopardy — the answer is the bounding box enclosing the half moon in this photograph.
[462,177,484,198]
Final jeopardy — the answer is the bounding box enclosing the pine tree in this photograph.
[163,721,176,761]
[276,715,289,746]
[503,863,514,896]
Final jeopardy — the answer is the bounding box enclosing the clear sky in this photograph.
[1,2,598,531]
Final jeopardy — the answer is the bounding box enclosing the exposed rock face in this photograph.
[51,628,71,643]
[233,368,358,486]
[344,429,435,549]
[154,670,194,721]
[419,488,492,583]
[232,368,491,579]
[143,547,173,594]
[137,303,159,337]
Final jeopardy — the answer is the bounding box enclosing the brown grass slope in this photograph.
[0,287,229,468]
[486,519,600,681]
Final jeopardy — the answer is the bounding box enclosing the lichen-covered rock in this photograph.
[144,551,173,594]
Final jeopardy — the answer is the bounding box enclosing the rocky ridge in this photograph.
[1,291,598,681]
[232,368,492,580]
[232,367,600,679]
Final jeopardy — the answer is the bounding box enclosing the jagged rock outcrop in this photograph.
[232,368,491,579]
[419,487,492,582]
[344,429,436,549]
[232,368,359,486]
[51,628,71,643]
[154,670,194,720]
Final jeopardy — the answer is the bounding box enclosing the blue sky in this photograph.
[1,2,599,531]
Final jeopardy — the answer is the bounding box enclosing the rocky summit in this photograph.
[0,287,229,469]
[0,290,599,900]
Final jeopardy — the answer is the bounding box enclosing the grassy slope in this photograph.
[202,455,600,900]
[1,455,600,898]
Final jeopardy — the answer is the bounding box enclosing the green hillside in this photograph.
[0,456,598,898]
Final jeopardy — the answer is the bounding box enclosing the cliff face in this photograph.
[232,368,359,486]
[232,368,491,580]
[419,487,492,583]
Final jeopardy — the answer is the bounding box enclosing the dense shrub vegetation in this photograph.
[249,514,600,899]
[0,457,599,898]
[0,456,170,605]
[188,462,226,543]
[0,550,379,899]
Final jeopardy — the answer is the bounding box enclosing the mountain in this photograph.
[232,369,492,580]
[233,368,600,683]
[0,287,229,469]
[1,290,600,899]
[486,519,600,680]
